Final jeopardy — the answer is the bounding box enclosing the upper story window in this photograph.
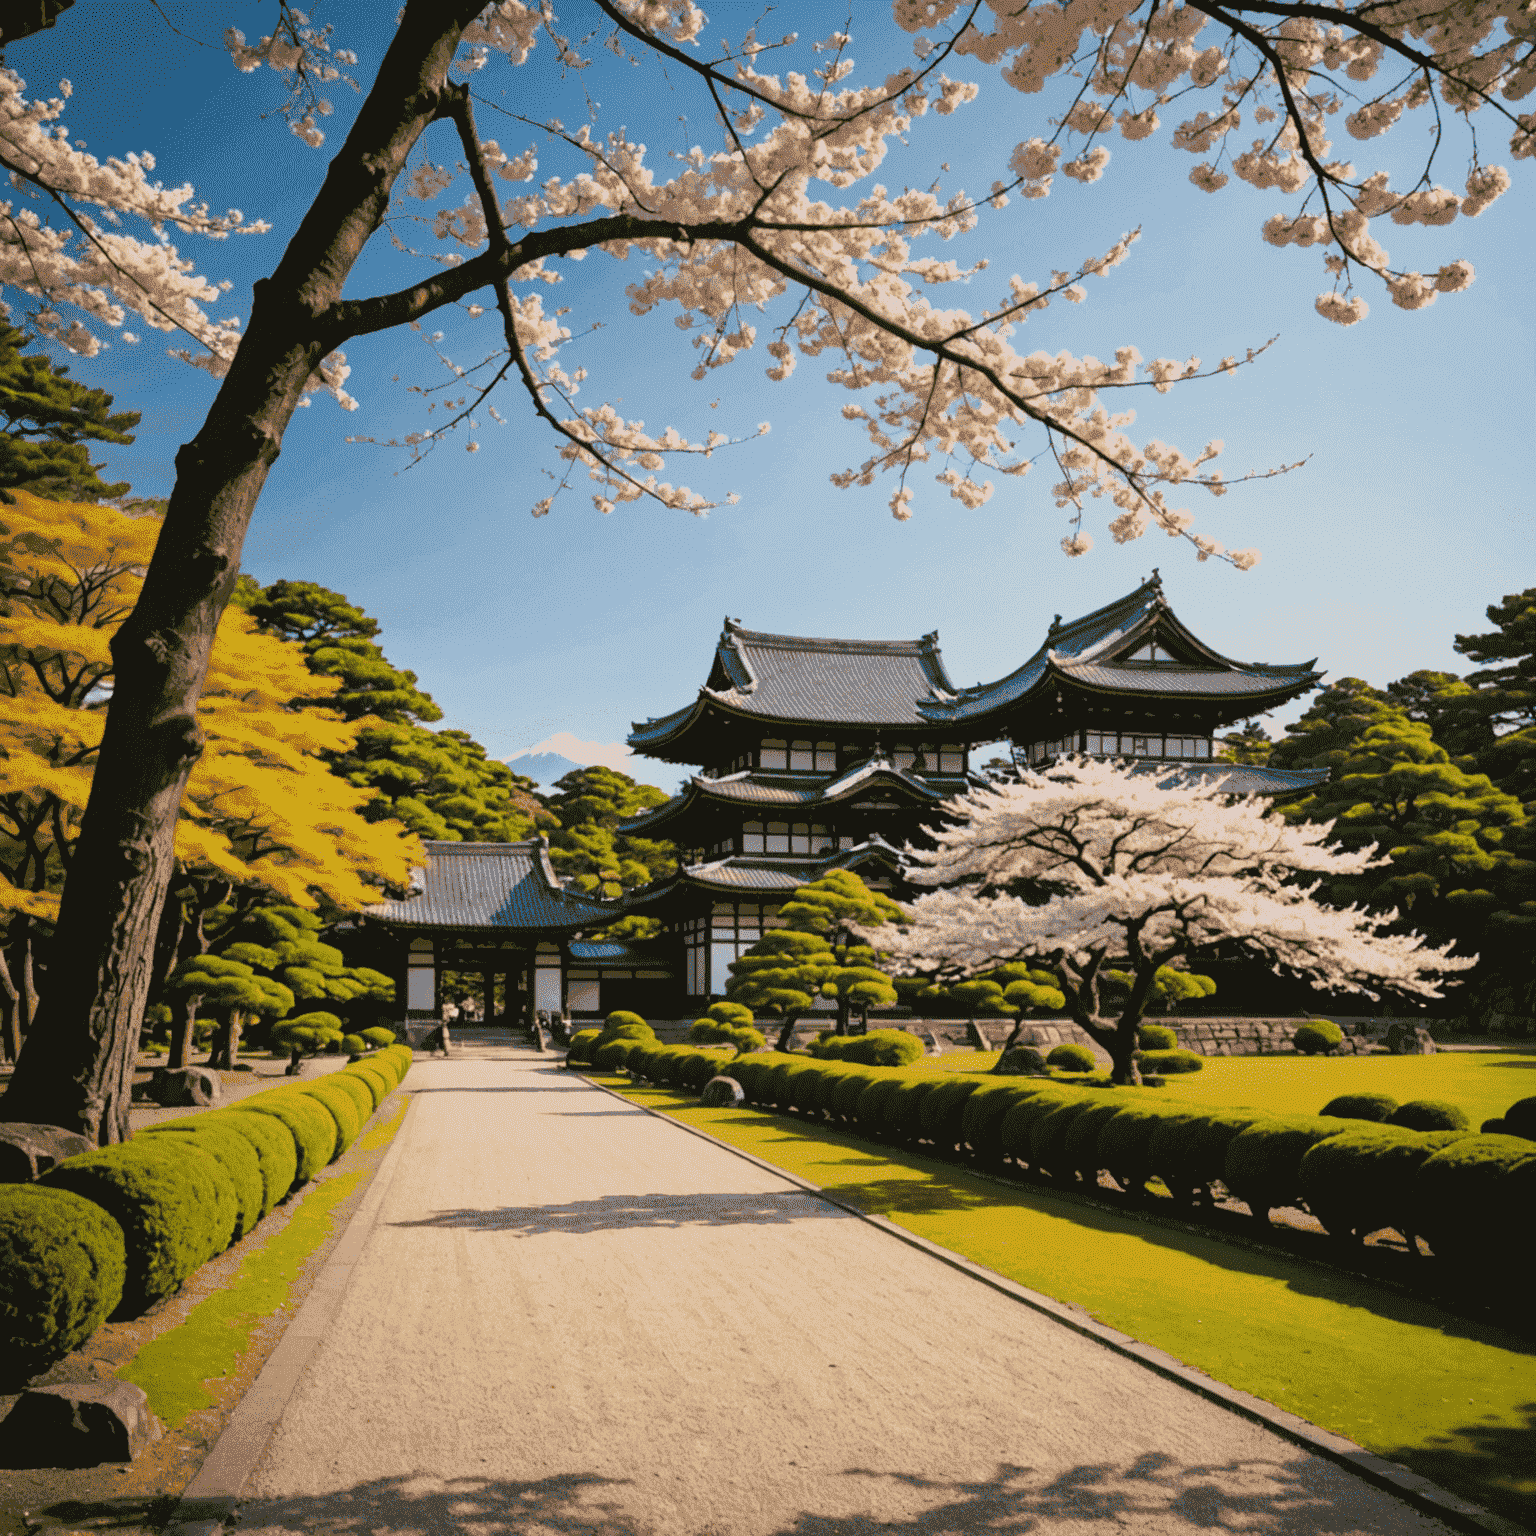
[937,747,965,774]
[760,738,788,770]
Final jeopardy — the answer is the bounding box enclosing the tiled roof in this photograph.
[366,840,615,932]
[616,754,971,834]
[629,619,959,747]
[1129,761,1329,796]
[936,574,1321,725]
[621,838,903,902]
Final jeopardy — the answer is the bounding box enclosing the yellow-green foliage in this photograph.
[235,1092,336,1186]
[40,1140,237,1318]
[197,1109,297,1219]
[141,1119,265,1241]
[324,1070,375,1125]
[0,1184,126,1386]
[346,1062,391,1109]
[292,1080,362,1159]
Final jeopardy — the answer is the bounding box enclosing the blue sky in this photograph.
[10,2,1533,793]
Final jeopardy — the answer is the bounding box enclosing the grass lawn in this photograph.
[918,1047,1536,1128]
[598,1071,1536,1529]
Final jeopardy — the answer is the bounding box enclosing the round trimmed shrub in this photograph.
[1293,1020,1344,1055]
[341,1034,366,1055]
[141,1119,265,1241]
[1412,1133,1536,1267]
[1223,1116,1348,1218]
[1062,1097,1129,1179]
[1137,1049,1204,1075]
[1481,1118,1508,1135]
[687,1017,766,1054]
[961,1083,1029,1159]
[790,1064,838,1116]
[323,1070,376,1126]
[1387,1099,1471,1133]
[295,1080,363,1157]
[680,1049,729,1093]
[1046,1043,1098,1074]
[997,1087,1073,1163]
[567,1028,601,1064]
[592,1038,639,1071]
[604,1010,650,1035]
[40,1141,237,1317]
[347,1061,392,1109]
[1095,1099,1182,1193]
[1320,1093,1399,1123]
[809,1029,924,1068]
[361,1026,396,1048]
[720,1054,774,1104]
[993,1046,1049,1076]
[1137,1024,1177,1052]
[1147,1108,1265,1201]
[920,1077,984,1148]
[1299,1125,1466,1243]
[0,1184,127,1385]
[831,1067,885,1122]
[883,1076,943,1140]
[1027,1097,1099,1178]
[1504,1096,1536,1140]
[235,1091,336,1188]
[854,1075,908,1133]
[196,1108,297,1219]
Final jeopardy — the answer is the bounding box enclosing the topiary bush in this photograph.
[993,1046,1049,1076]
[830,1067,887,1123]
[235,1090,336,1188]
[1137,1024,1177,1052]
[1027,1097,1099,1179]
[361,1026,396,1048]
[1503,1096,1536,1140]
[593,1038,640,1071]
[323,1070,376,1126]
[347,1060,392,1109]
[961,1082,1029,1159]
[1147,1108,1266,1202]
[919,1076,984,1149]
[996,1087,1074,1164]
[1413,1133,1536,1273]
[0,1184,127,1387]
[679,1049,730,1093]
[1320,1092,1399,1123]
[687,1018,766,1054]
[883,1076,944,1140]
[567,1028,601,1064]
[341,1034,366,1055]
[40,1141,238,1318]
[1062,1098,1130,1179]
[141,1119,265,1242]
[854,1075,908,1134]
[1222,1116,1348,1219]
[1298,1125,1467,1245]
[1387,1099,1472,1133]
[1293,1020,1344,1055]
[1136,1048,1204,1074]
[294,1080,364,1157]
[1046,1042,1098,1074]
[807,1028,925,1068]
[1095,1099,1182,1195]
[719,1052,776,1104]
[196,1109,297,1219]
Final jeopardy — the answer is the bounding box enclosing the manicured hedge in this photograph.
[347,1061,391,1109]
[361,1026,397,1048]
[1137,1048,1204,1075]
[235,1091,336,1187]
[292,1080,363,1158]
[567,1028,601,1064]
[40,1140,238,1317]
[141,1119,265,1241]
[920,1076,985,1149]
[1148,1108,1265,1202]
[1137,1024,1177,1052]
[961,1082,1030,1160]
[807,1029,924,1067]
[195,1108,297,1219]
[1298,1125,1468,1244]
[687,1018,766,1054]
[342,1034,367,1055]
[1046,1043,1097,1074]
[1293,1020,1344,1055]
[324,1069,377,1126]
[1504,1095,1536,1140]
[1222,1116,1349,1217]
[1387,1099,1471,1133]
[1413,1133,1536,1271]
[0,1184,126,1385]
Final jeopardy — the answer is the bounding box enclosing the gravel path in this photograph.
[233,1052,1459,1536]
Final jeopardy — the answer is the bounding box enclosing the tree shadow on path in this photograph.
[387,1189,842,1235]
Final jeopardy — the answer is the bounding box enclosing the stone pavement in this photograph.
[199,1051,1469,1536]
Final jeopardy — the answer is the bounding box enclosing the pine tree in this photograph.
[0,323,139,503]
[544,766,675,897]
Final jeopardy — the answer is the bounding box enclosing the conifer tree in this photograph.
[543,766,674,898]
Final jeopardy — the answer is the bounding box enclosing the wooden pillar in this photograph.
[482,967,496,1024]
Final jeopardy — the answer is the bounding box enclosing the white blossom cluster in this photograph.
[871,757,1474,1004]
[897,0,1531,319]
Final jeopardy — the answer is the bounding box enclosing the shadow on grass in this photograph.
[223,1453,1456,1534]
[387,1188,839,1235]
[1380,1402,1536,1530]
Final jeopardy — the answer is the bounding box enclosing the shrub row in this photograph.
[807,1029,924,1067]
[1,1042,413,1386]
[700,1052,1526,1285]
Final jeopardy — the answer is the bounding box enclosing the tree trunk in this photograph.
[208,1009,242,1071]
[775,1015,801,1053]
[0,1,483,1144]
[167,992,198,1071]
[0,943,19,1064]
[15,920,39,1038]
[1000,1014,1028,1053]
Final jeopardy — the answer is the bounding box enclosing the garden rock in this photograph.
[150,1066,222,1106]
[0,1122,92,1182]
[993,1047,1049,1076]
[0,1382,161,1467]
[700,1075,746,1107]
[1385,1023,1437,1055]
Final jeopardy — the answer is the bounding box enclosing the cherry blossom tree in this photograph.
[0,0,1520,1137]
[874,758,1475,1082]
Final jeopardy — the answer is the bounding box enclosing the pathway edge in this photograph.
[160,1089,418,1536]
[585,1069,1533,1536]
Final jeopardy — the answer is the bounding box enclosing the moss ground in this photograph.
[598,1071,1536,1529]
[918,1048,1536,1128]
[118,1101,408,1428]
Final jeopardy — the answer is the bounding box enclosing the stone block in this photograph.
[1385,1022,1437,1055]
[0,1122,93,1182]
[0,1382,161,1467]
[700,1075,745,1107]
[149,1066,221,1108]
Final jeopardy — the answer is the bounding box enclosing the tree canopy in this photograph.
[543,766,675,898]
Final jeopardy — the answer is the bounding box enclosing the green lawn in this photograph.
[919,1047,1536,1128]
[600,1071,1536,1528]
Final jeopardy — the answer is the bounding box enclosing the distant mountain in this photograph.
[505,752,584,788]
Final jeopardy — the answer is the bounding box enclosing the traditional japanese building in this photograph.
[363,573,1326,1027]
